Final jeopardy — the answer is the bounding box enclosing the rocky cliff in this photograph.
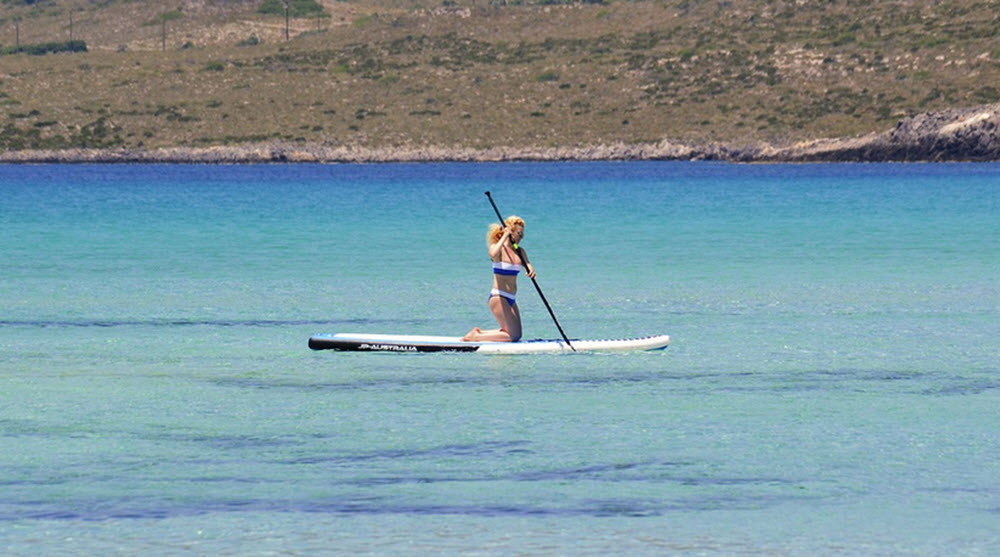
[769,103,1000,162]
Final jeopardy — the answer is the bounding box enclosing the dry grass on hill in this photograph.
[2,0,999,152]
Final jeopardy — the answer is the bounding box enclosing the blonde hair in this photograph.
[486,215,525,245]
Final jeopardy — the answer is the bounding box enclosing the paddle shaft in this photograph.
[484,191,574,351]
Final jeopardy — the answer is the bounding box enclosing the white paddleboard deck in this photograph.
[308,333,670,354]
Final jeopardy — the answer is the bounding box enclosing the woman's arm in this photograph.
[518,247,536,279]
[488,228,512,259]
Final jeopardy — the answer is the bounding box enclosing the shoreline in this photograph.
[2,104,998,164]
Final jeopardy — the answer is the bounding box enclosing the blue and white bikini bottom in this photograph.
[489,288,516,307]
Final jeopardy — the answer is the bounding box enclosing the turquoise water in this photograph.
[1,162,998,555]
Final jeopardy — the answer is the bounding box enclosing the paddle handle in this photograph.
[483,191,575,351]
[485,191,505,230]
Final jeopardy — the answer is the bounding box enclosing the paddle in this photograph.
[485,191,575,351]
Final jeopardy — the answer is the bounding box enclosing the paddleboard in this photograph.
[308,333,670,354]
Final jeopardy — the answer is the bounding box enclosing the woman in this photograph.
[462,215,536,342]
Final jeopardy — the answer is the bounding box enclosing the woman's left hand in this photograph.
[525,263,536,279]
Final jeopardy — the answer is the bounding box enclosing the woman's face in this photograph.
[510,224,524,243]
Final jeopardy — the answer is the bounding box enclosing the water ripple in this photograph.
[2,488,823,522]
[0,318,396,329]
[285,440,531,465]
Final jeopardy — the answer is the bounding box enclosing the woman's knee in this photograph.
[506,321,522,341]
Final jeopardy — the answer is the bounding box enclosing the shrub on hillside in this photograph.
[0,40,87,56]
[258,0,326,18]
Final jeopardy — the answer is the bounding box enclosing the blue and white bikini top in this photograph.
[492,261,523,276]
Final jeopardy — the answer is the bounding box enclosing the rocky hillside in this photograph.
[2,0,999,161]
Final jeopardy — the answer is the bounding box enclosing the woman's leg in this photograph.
[501,297,523,341]
[462,296,521,341]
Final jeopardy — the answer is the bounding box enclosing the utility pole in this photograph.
[283,1,290,41]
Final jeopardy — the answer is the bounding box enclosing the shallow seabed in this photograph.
[1,162,998,555]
